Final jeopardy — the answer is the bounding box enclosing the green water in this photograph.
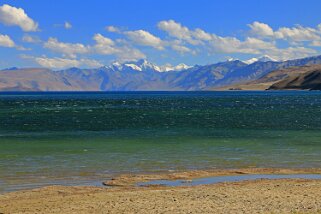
[1,91,321,192]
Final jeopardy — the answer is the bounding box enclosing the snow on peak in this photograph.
[124,63,142,71]
[107,59,162,72]
[243,57,259,64]
[174,63,192,71]
[106,60,191,73]
[226,57,239,62]
[243,55,278,64]
[258,55,277,62]
[160,63,192,72]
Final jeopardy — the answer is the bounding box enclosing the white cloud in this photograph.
[106,25,120,33]
[92,33,118,55]
[22,35,41,43]
[248,21,274,37]
[157,19,276,55]
[171,44,192,54]
[266,46,317,61]
[35,57,79,68]
[310,40,321,47]
[275,25,320,41]
[248,22,321,44]
[44,38,90,58]
[193,28,212,41]
[0,34,15,47]
[239,37,275,52]
[15,19,321,64]
[64,21,72,29]
[0,4,38,32]
[22,55,102,69]
[78,58,103,68]
[125,30,164,50]
[41,34,146,62]
[157,19,321,60]
[0,33,28,50]
[158,20,199,45]
[208,35,275,54]
[158,20,190,39]
[93,33,145,61]
[115,46,146,62]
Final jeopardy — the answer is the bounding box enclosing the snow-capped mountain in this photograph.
[2,55,321,91]
[243,55,278,64]
[160,63,192,72]
[226,58,239,62]
[107,59,161,72]
[107,60,191,72]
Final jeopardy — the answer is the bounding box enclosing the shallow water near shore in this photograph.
[138,174,321,187]
[1,91,321,192]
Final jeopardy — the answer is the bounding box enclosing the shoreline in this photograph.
[103,167,321,187]
[2,168,321,213]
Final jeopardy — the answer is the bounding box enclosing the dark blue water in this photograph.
[1,91,321,192]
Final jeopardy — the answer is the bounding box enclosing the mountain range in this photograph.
[218,64,321,90]
[1,55,321,91]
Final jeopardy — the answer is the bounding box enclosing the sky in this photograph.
[0,0,321,69]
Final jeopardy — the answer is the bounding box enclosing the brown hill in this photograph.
[0,68,100,91]
[269,68,321,90]
[215,64,321,90]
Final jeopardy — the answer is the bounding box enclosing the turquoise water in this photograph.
[1,91,321,192]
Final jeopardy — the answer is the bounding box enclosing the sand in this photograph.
[1,168,321,213]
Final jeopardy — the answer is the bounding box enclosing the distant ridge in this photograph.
[1,55,321,91]
[1,67,19,71]
[216,64,321,91]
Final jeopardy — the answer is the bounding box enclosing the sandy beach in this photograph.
[1,168,321,213]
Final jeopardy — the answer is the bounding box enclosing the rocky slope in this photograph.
[269,68,321,90]
[217,65,321,90]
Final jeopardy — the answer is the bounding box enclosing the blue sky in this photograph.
[0,0,321,69]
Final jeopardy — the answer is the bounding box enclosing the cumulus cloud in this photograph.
[266,46,317,61]
[310,40,321,47]
[0,34,15,47]
[44,38,90,58]
[274,25,320,41]
[106,25,121,33]
[22,54,102,69]
[158,20,201,45]
[158,20,191,40]
[157,20,276,55]
[92,33,118,55]
[125,30,164,50]
[93,33,145,61]
[248,21,321,44]
[193,28,212,41]
[207,36,274,54]
[13,19,321,65]
[41,34,145,62]
[22,35,41,43]
[171,44,192,54]
[115,46,146,62]
[64,21,72,29]
[156,19,321,60]
[248,21,274,37]
[0,4,38,32]
[0,33,28,50]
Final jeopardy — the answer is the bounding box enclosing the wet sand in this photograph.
[1,168,321,213]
